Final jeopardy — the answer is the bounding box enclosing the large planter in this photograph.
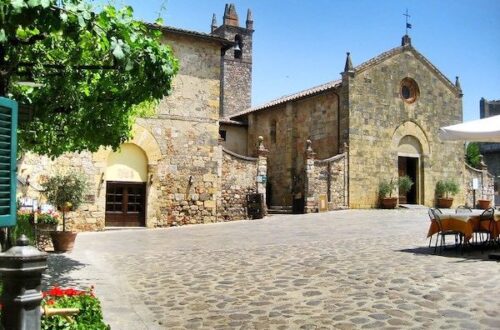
[380,197,398,209]
[50,231,78,252]
[477,199,491,210]
[437,197,453,209]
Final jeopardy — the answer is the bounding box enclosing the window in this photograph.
[400,78,419,104]
[219,130,226,141]
[270,121,277,143]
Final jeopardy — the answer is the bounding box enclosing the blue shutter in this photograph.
[0,97,18,227]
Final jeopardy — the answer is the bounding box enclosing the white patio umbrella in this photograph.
[438,115,500,142]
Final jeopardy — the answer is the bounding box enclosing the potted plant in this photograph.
[41,172,88,252]
[36,211,59,230]
[435,179,459,208]
[398,175,414,204]
[379,179,397,209]
[477,198,491,209]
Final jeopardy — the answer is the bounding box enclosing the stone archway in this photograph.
[392,121,429,204]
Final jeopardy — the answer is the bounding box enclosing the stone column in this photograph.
[304,140,317,213]
[0,235,48,330]
[256,136,268,215]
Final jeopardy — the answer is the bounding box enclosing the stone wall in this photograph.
[246,92,340,207]
[219,148,257,220]
[17,151,105,232]
[304,141,348,213]
[463,163,495,208]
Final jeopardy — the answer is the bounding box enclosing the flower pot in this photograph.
[380,197,398,209]
[437,197,453,208]
[477,199,491,210]
[50,231,78,252]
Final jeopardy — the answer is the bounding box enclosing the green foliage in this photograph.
[435,179,460,198]
[11,211,35,244]
[398,175,414,195]
[0,0,178,157]
[37,211,60,225]
[466,142,481,168]
[41,171,88,231]
[42,287,109,330]
[379,179,396,198]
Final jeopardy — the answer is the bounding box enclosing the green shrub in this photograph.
[466,142,481,168]
[11,211,36,245]
[379,179,396,198]
[37,211,60,225]
[398,175,414,195]
[436,179,460,198]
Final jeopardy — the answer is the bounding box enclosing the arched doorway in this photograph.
[397,135,423,204]
[105,143,148,227]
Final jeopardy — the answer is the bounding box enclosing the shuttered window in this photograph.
[0,97,18,227]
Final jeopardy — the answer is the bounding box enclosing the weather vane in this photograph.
[404,9,412,35]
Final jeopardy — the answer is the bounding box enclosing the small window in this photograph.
[219,130,226,141]
[400,78,419,103]
[270,121,277,143]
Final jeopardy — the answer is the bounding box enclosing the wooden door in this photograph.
[105,182,146,227]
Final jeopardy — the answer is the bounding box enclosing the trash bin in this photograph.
[247,193,264,219]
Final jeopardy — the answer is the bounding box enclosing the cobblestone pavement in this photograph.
[45,209,500,329]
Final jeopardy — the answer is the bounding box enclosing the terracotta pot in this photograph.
[437,197,453,209]
[477,199,491,210]
[35,223,57,232]
[380,197,398,209]
[50,231,78,252]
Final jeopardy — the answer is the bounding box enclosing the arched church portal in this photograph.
[105,143,148,227]
[397,135,423,205]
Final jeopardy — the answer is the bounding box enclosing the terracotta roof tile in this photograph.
[230,79,341,118]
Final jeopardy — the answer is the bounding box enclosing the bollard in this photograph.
[0,234,48,330]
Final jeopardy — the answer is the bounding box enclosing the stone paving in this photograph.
[44,209,500,329]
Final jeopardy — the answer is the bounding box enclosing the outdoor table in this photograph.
[427,214,475,242]
[427,213,500,242]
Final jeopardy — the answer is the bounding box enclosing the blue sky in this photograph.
[97,0,499,121]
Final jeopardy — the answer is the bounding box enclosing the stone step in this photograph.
[268,206,293,214]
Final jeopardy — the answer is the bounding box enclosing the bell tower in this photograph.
[211,4,254,118]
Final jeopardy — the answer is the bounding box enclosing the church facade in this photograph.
[17,4,493,232]
[225,36,480,210]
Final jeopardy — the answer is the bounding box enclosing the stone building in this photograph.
[478,98,500,205]
[18,4,262,231]
[225,35,475,210]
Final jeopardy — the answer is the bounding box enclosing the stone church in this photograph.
[17,4,493,232]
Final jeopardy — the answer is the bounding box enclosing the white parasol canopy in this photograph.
[438,115,500,142]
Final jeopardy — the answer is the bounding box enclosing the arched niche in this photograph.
[106,143,148,182]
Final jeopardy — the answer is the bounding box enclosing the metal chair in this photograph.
[427,208,443,247]
[475,207,495,249]
[430,208,463,253]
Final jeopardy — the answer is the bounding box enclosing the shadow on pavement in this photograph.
[399,245,499,262]
[42,254,89,290]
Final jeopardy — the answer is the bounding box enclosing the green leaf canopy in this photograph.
[0,0,179,157]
